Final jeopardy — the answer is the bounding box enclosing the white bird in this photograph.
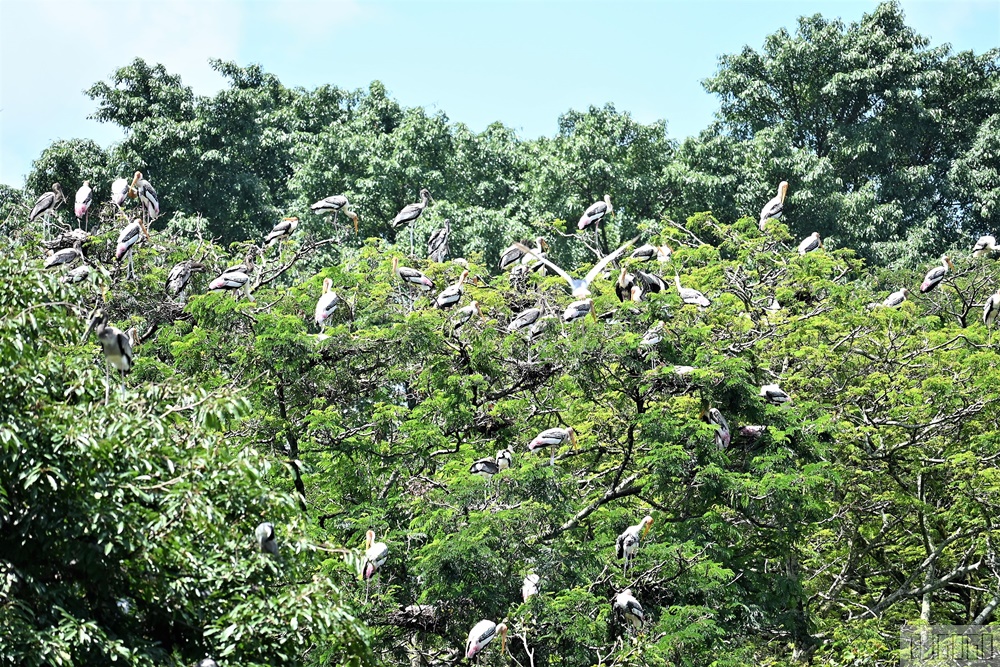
[705,407,731,449]
[615,515,653,574]
[29,183,67,240]
[759,181,788,230]
[115,219,145,280]
[797,232,822,255]
[639,322,664,349]
[311,194,359,232]
[362,529,388,580]
[392,257,434,291]
[760,383,791,405]
[134,171,159,224]
[166,260,205,296]
[515,237,637,298]
[470,456,501,479]
[264,216,299,247]
[465,620,507,660]
[197,660,218,667]
[209,269,254,302]
[392,188,432,229]
[507,307,542,333]
[499,237,547,272]
[522,573,540,602]
[881,287,908,308]
[984,292,1000,326]
[529,426,576,465]
[110,175,134,208]
[451,300,483,330]
[82,309,137,403]
[973,235,997,257]
[434,270,470,309]
[674,274,711,307]
[629,243,672,263]
[315,278,342,330]
[256,522,278,556]
[74,181,93,227]
[613,589,644,630]
[427,219,450,263]
[920,255,953,293]
[578,194,612,231]
[62,265,91,284]
[496,448,513,471]
[563,298,597,323]
[44,246,83,270]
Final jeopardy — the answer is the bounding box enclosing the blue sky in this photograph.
[1,0,997,187]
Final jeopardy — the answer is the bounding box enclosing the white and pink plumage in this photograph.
[74,181,93,222]
[362,529,388,581]
[528,426,577,465]
[578,194,612,231]
[465,620,507,660]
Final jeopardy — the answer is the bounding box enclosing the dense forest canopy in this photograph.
[3,2,1000,666]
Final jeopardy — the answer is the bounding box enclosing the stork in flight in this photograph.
[514,236,638,298]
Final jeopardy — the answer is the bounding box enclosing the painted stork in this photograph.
[514,237,638,298]
[110,176,133,207]
[636,270,666,295]
[451,300,483,331]
[613,589,644,630]
[433,270,469,309]
[392,188,432,229]
[470,456,500,479]
[427,219,450,263]
[499,237,547,272]
[630,243,672,263]
[496,447,513,471]
[362,529,388,600]
[115,219,145,280]
[134,172,159,225]
[704,406,731,449]
[973,235,997,258]
[315,278,342,330]
[166,260,205,296]
[197,660,218,667]
[920,255,953,293]
[209,269,254,302]
[62,265,91,284]
[264,216,299,247]
[639,321,664,348]
[465,620,507,660]
[256,522,278,555]
[74,181,93,228]
[311,194,359,232]
[616,268,636,302]
[29,182,66,239]
[529,315,557,341]
[984,292,1000,327]
[615,515,653,574]
[562,298,597,323]
[797,232,822,255]
[759,181,788,230]
[881,287,908,308]
[507,307,542,333]
[522,574,540,602]
[82,310,137,403]
[528,426,576,465]
[674,274,711,307]
[392,256,434,291]
[578,194,612,231]
[44,245,83,270]
[760,383,791,405]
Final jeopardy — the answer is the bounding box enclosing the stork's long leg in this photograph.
[409,226,415,258]
[104,363,110,406]
[550,447,555,466]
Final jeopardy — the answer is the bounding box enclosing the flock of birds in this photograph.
[24,171,999,663]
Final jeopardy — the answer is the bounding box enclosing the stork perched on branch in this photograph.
[82,309,137,404]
